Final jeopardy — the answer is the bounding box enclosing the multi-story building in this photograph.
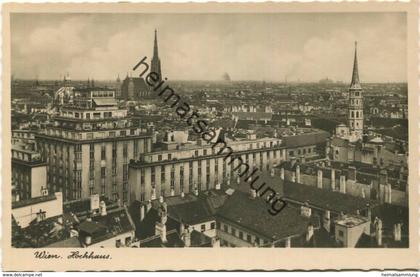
[36,88,153,202]
[12,144,48,201]
[129,137,285,202]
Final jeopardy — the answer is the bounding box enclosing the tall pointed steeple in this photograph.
[153,29,159,58]
[151,29,162,83]
[348,41,364,142]
[350,41,361,89]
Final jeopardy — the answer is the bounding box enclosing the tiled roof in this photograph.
[283,180,375,214]
[216,190,319,241]
[281,131,329,148]
[139,229,185,248]
[12,195,57,209]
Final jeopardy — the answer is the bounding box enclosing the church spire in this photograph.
[151,29,162,82]
[350,41,361,89]
[153,29,159,58]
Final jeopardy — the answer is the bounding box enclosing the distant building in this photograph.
[120,30,163,101]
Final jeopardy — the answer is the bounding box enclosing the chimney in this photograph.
[306,224,314,242]
[323,210,331,233]
[331,168,336,190]
[85,236,92,246]
[99,201,107,216]
[212,237,220,248]
[183,228,191,247]
[393,223,402,242]
[285,237,291,248]
[386,183,392,204]
[339,175,346,194]
[280,167,285,180]
[179,221,185,236]
[300,202,312,218]
[249,189,257,199]
[296,165,301,183]
[140,204,145,222]
[155,222,167,243]
[375,218,383,246]
[317,169,323,189]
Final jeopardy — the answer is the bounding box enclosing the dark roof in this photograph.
[283,180,375,214]
[331,137,349,147]
[78,207,135,245]
[129,203,180,240]
[168,200,213,225]
[12,194,57,209]
[190,230,212,247]
[139,229,185,248]
[216,190,319,241]
[281,131,329,148]
[46,236,81,248]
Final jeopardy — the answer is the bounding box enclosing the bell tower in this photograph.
[348,41,364,142]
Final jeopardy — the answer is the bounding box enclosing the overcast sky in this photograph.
[11,13,406,82]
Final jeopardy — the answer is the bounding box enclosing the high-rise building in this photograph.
[36,88,153,202]
[151,29,162,81]
[348,41,364,141]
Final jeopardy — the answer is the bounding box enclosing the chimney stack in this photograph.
[285,237,291,248]
[296,165,301,183]
[339,175,346,194]
[249,189,257,199]
[140,204,145,222]
[317,169,323,189]
[280,167,285,180]
[306,224,314,242]
[393,223,402,242]
[99,201,107,216]
[331,168,336,191]
[375,218,383,246]
[183,228,191,247]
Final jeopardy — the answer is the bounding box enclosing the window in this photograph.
[116,239,122,248]
[231,227,236,236]
[223,224,228,232]
[210,222,215,230]
[338,230,344,237]
[247,234,252,243]
[158,155,162,161]
[239,231,244,240]
[125,236,131,246]
[101,167,106,178]
[289,151,294,157]
[201,224,206,232]
[101,145,106,160]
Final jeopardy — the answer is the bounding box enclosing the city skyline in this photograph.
[11,13,406,82]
